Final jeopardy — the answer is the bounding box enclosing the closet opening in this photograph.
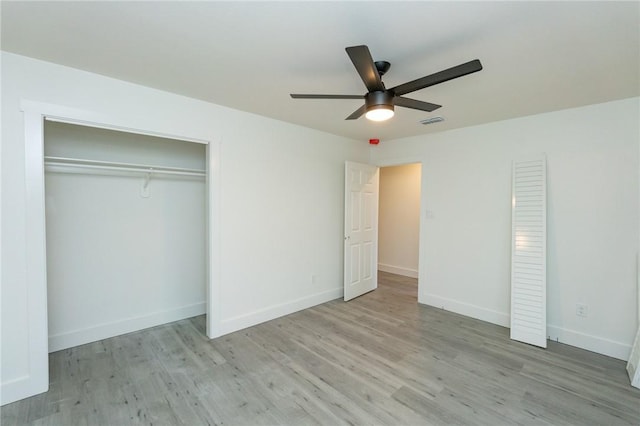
[43,120,210,352]
[21,102,220,400]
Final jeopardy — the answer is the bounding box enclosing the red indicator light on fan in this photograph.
[369,139,380,145]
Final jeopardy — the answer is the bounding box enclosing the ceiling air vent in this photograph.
[420,116,445,125]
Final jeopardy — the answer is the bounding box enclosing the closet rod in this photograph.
[44,156,206,177]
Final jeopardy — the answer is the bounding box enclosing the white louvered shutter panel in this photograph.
[627,256,640,389]
[627,328,640,388]
[510,157,547,348]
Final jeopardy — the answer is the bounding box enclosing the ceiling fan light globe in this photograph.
[365,107,394,121]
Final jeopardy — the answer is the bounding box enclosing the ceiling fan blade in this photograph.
[290,94,363,99]
[346,105,366,120]
[345,45,385,92]
[394,96,442,112]
[391,59,482,96]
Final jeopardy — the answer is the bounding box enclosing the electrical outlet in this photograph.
[576,303,588,317]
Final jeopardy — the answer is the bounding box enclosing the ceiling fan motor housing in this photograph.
[365,90,394,113]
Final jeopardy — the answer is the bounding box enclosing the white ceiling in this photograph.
[2,1,639,141]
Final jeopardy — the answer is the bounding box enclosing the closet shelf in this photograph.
[44,156,206,177]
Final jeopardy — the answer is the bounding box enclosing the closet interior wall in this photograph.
[44,121,207,352]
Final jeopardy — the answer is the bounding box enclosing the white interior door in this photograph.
[344,161,379,301]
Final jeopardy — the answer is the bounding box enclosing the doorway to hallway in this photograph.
[378,163,421,299]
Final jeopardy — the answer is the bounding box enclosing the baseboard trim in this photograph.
[547,324,631,361]
[378,263,418,278]
[1,374,47,406]
[220,287,342,334]
[422,292,632,361]
[48,302,206,353]
[422,292,510,327]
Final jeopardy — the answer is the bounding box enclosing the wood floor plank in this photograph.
[2,271,639,425]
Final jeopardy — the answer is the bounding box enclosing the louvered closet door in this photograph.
[510,157,547,348]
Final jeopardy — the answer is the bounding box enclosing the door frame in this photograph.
[19,100,221,401]
[374,157,425,303]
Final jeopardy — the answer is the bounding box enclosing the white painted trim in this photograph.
[0,376,32,409]
[422,292,511,328]
[220,288,342,334]
[0,50,3,405]
[44,111,211,145]
[547,325,631,361]
[19,110,50,402]
[2,100,221,406]
[423,291,632,361]
[378,263,419,278]
[206,140,222,338]
[0,110,52,405]
[49,303,206,352]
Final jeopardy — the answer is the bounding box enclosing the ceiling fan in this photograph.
[290,45,482,122]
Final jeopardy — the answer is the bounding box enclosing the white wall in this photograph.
[1,52,368,404]
[378,164,421,278]
[371,97,640,360]
[44,122,207,352]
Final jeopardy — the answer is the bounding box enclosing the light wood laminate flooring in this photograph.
[2,271,639,425]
